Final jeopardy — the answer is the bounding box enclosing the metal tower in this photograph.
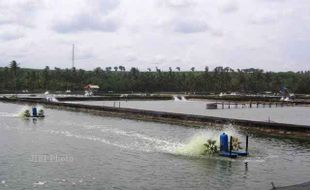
[72,44,75,68]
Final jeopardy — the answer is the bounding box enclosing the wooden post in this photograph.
[222,102,224,109]
[250,101,252,108]
[228,102,230,109]
[256,102,259,108]
[235,103,238,108]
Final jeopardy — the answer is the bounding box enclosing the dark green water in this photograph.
[0,102,309,190]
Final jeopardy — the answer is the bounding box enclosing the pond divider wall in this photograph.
[56,95,172,101]
[1,97,310,136]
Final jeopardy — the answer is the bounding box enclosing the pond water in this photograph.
[68,100,310,126]
[0,102,310,190]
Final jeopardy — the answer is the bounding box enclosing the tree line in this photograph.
[0,60,309,94]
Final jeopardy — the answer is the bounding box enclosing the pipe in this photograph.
[230,136,232,156]
[246,135,249,154]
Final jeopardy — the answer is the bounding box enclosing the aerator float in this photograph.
[22,107,45,118]
[204,133,249,158]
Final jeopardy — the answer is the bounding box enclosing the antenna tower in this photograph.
[72,44,75,68]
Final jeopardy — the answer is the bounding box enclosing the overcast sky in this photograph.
[0,0,309,71]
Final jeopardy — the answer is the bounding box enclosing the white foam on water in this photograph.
[100,128,178,145]
[0,112,16,117]
[0,106,33,118]
[173,95,188,102]
[99,127,183,153]
[181,96,187,101]
[45,127,183,154]
[173,95,181,101]
[83,124,113,130]
[45,129,137,151]
[33,181,47,187]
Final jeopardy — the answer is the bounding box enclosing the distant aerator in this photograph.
[23,107,45,118]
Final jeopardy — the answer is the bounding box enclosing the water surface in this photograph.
[0,102,310,190]
[68,100,310,125]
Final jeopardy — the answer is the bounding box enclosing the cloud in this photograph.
[152,55,167,65]
[88,0,120,14]
[0,0,309,71]
[75,46,94,60]
[125,53,137,62]
[250,11,278,25]
[0,31,24,41]
[219,1,239,13]
[173,19,209,33]
[53,14,120,33]
[52,0,121,33]
[161,0,197,8]
[0,0,43,27]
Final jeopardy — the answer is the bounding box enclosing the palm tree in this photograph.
[42,66,50,90]
[94,67,103,75]
[156,67,161,72]
[147,68,152,72]
[9,60,19,95]
[105,67,112,72]
[191,67,195,72]
[176,67,180,72]
[10,60,18,76]
[118,66,126,72]
[114,66,118,72]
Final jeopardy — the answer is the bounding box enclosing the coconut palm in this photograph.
[9,60,19,94]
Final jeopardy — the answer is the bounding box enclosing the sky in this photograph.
[0,0,309,71]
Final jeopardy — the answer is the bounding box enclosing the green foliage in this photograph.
[0,64,309,94]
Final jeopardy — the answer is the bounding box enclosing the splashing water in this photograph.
[175,127,241,157]
[175,131,219,156]
[176,134,209,156]
[0,106,32,118]
[17,105,45,118]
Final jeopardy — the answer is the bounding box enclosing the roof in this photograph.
[84,84,100,89]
